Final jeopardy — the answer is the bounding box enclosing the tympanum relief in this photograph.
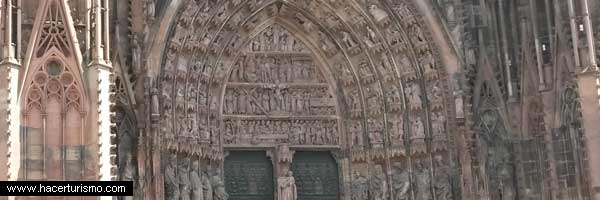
[222,25,340,146]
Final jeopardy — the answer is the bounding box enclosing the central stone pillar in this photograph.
[273,144,295,200]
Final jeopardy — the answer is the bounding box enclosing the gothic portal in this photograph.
[1,0,600,200]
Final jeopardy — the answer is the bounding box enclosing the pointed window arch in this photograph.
[21,53,87,181]
[20,0,87,181]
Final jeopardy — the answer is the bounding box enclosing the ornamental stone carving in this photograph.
[152,1,456,200]
[371,165,389,200]
[351,171,368,200]
[392,162,410,200]
[277,170,297,200]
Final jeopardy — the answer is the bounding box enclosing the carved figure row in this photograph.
[164,156,228,200]
[250,25,308,52]
[229,56,322,83]
[223,87,335,115]
[222,119,339,145]
[351,156,453,200]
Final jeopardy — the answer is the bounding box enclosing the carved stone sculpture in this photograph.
[415,160,432,200]
[411,117,425,139]
[392,162,410,200]
[408,84,422,109]
[122,152,134,181]
[341,31,358,48]
[371,165,388,200]
[434,155,452,200]
[352,172,368,200]
[432,112,446,137]
[278,170,297,200]
[368,4,389,23]
[202,171,213,200]
[190,160,204,200]
[211,171,228,200]
[180,159,191,200]
[164,156,180,200]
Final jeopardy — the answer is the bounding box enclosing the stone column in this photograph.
[0,59,19,199]
[0,2,21,200]
[576,70,600,200]
[89,1,114,200]
[273,144,295,199]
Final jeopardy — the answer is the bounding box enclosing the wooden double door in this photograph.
[224,151,339,200]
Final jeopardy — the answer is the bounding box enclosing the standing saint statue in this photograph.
[351,172,368,200]
[278,170,297,200]
[190,161,204,200]
[211,171,228,200]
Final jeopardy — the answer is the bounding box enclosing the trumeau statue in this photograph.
[278,170,297,200]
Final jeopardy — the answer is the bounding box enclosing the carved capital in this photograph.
[277,144,295,164]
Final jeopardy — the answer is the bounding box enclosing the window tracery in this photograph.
[36,1,72,58]
[22,58,86,181]
[552,84,589,199]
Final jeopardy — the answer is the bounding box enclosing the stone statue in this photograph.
[415,161,432,200]
[365,26,378,47]
[164,156,180,200]
[211,171,228,200]
[122,153,134,181]
[146,0,156,19]
[368,4,389,23]
[392,162,410,200]
[351,172,368,200]
[432,112,445,136]
[190,160,204,200]
[131,36,141,73]
[278,170,297,200]
[434,155,452,200]
[341,31,357,48]
[371,165,388,200]
[151,88,160,115]
[202,171,212,200]
[180,160,192,200]
[409,84,422,109]
[411,117,425,139]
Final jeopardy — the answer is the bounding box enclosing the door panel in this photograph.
[224,151,275,200]
[291,151,339,200]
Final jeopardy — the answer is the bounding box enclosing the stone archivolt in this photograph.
[158,0,451,199]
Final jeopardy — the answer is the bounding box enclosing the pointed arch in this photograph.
[19,0,87,181]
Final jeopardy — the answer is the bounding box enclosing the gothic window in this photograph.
[20,0,87,181]
[21,58,86,181]
[476,83,516,200]
[518,103,547,199]
[553,85,588,198]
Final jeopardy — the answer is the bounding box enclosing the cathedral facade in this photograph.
[0,0,600,200]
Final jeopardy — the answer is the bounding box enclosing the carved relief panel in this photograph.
[222,24,341,147]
